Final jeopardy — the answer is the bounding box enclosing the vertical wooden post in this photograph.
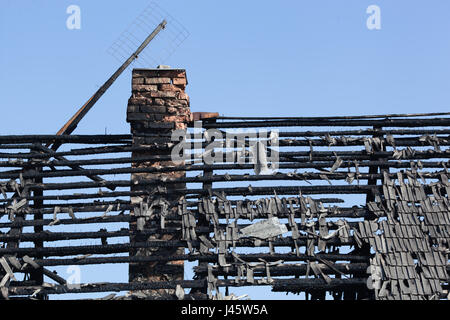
[30,169,46,300]
[191,129,213,295]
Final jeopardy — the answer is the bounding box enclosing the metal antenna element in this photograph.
[107,2,190,68]
[50,20,167,149]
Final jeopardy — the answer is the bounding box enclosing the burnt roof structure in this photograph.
[0,69,449,300]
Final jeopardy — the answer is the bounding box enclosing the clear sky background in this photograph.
[1,0,450,300]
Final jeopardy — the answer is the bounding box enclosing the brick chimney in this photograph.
[127,68,191,298]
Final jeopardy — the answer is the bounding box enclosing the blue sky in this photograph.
[1,0,450,300]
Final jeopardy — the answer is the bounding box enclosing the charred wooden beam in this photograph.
[0,135,131,144]
[0,230,358,246]
[216,112,450,120]
[2,162,450,181]
[7,277,369,296]
[0,214,132,229]
[0,185,378,203]
[32,252,369,267]
[195,263,370,277]
[202,117,450,128]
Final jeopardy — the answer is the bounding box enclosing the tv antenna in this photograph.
[46,2,190,187]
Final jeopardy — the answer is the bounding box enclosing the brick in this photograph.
[152,69,186,79]
[130,122,172,133]
[177,92,189,100]
[128,113,165,122]
[165,99,188,107]
[132,84,158,92]
[167,70,186,79]
[145,122,175,129]
[167,107,177,114]
[127,105,140,113]
[172,77,187,86]
[174,84,186,91]
[140,105,166,113]
[132,77,145,85]
[167,106,190,115]
[150,91,177,98]
[154,98,165,106]
[132,92,155,99]
[133,69,185,79]
[163,115,191,122]
[191,112,218,121]
[133,70,158,78]
[129,121,176,129]
[163,115,181,122]
[127,113,152,121]
[129,97,153,105]
[145,77,171,84]
[159,84,183,92]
